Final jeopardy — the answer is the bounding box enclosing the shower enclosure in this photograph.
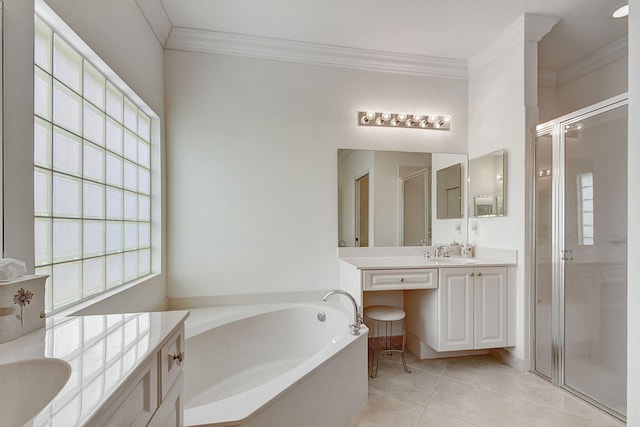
[533,94,627,420]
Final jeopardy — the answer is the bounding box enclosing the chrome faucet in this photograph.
[323,290,363,335]
[435,245,450,258]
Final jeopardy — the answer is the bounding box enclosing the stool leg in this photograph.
[370,319,380,378]
[385,320,392,355]
[400,318,411,374]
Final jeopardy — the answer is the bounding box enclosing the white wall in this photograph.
[2,0,167,314]
[627,0,639,423]
[164,50,468,298]
[467,18,541,364]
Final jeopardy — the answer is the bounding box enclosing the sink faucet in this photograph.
[435,246,449,258]
[323,290,363,335]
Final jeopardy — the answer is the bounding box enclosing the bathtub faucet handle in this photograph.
[322,289,363,336]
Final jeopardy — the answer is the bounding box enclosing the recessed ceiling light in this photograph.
[612,4,628,18]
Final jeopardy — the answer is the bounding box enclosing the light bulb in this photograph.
[427,114,438,124]
[413,115,423,122]
[405,119,414,127]
[419,120,428,128]
[390,118,400,126]
[443,115,452,123]
[397,113,407,122]
[376,117,385,125]
[365,111,376,120]
[360,115,370,125]
[612,4,628,18]
[381,113,391,122]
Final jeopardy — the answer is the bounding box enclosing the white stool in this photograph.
[364,305,411,378]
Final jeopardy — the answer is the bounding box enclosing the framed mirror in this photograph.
[468,149,506,217]
[338,149,467,247]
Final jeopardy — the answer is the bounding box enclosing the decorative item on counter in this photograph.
[13,288,34,327]
[447,243,462,256]
[462,244,474,258]
[0,275,47,343]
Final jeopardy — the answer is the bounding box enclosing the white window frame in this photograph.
[34,6,160,314]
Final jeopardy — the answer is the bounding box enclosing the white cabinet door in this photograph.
[473,267,508,349]
[438,268,474,351]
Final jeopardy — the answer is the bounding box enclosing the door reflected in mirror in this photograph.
[468,149,506,217]
[338,149,468,247]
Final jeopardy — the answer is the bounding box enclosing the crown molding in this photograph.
[469,13,558,73]
[135,0,172,46]
[556,36,627,86]
[165,27,468,79]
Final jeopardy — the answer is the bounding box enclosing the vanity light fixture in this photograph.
[357,111,451,130]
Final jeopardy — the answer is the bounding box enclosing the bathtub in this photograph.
[182,302,368,427]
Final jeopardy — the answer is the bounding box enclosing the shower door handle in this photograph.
[561,250,573,261]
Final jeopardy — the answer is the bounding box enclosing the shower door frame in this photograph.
[530,93,628,421]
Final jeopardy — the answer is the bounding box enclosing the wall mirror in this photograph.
[436,163,463,219]
[468,149,506,217]
[338,149,467,247]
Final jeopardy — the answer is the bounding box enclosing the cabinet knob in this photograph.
[470,273,475,277]
[477,272,482,277]
[171,351,185,365]
[400,278,404,282]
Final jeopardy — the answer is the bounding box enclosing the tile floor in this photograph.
[349,352,625,427]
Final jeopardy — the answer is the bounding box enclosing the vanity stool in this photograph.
[364,305,411,378]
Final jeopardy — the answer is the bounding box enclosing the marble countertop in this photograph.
[0,310,189,426]
[339,256,517,269]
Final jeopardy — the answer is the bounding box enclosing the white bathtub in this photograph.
[183,302,368,427]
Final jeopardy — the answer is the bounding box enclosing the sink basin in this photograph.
[425,257,479,265]
[0,358,71,427]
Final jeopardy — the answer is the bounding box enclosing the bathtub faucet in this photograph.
[323,290,363,335]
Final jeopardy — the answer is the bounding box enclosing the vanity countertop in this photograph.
[0,309,189,426]
[340,256,516,270]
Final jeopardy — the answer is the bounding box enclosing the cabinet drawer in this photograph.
[160,326,185,400]
[364,269,437,290]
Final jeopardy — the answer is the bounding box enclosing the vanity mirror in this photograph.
[338,149,467,247]
[435,163,463,219]
[468,149,506,217]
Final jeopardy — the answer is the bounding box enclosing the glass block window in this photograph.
[34,16,153,312]
[577,172,594,246]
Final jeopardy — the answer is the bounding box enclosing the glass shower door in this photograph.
[534,133,553,380]
[562,105,627,417]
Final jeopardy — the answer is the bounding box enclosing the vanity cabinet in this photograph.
[87,324,185,427]
[425,267,508,351]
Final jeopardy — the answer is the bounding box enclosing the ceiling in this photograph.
[155,0,627,72]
